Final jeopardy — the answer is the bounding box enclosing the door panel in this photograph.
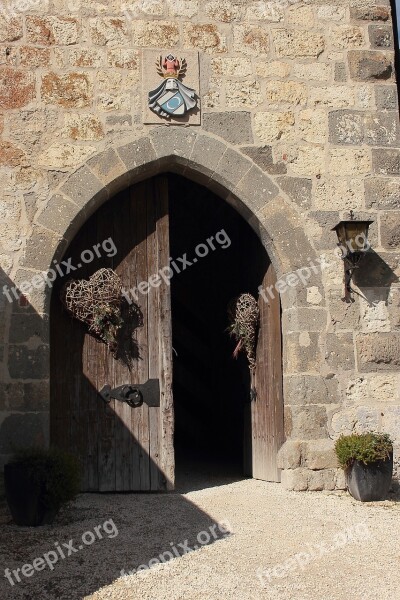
[50,177,173,492]
[251,263,284,482]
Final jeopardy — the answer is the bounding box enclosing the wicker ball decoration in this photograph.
[61,268,123,349]
[228,293,260,371]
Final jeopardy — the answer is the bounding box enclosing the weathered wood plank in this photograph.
[252,263,284,482]
[156,177,174,490]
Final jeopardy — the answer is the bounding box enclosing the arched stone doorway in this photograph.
[18,128,326,490]
[50,173,284,491]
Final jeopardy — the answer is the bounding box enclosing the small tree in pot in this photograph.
[4,447,81,526]
[335,432,393,502]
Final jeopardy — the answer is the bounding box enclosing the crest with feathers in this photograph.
[156,55,187,79]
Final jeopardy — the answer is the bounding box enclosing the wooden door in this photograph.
[251,263,284,482]
[50,177,174,492]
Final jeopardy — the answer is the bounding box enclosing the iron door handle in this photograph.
[99,379,160,407]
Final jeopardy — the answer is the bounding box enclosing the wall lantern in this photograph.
[331,211,374,303]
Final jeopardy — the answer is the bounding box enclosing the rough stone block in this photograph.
[0,141,26,167]
[225,79,262,108]
[266,81,307,106]
[9,314,48,344]
[89,17,129,46]
[380,212,400,249]
[64,113,104,141]
[326,332,355,370]
[314,179,364,211]
[329,110,400,147]
[37,194,79,237]
[235,166,278,212]
[41,72,92,108]
[286,406,328,440]
[241,147,287,175]
[303,440,338,470]
[150,127,198,166]
[0,413,49,453]
[290,145,326,177]
[0,68,35,110]
[202,111,253,145]
[87,148,127,194]
[357,333,400,371]
[20,47,51,68]
[309,85,355,108]
[350,7,390,21]
[295,62,331,82]
[38,142,96,170]
[273,29,325,59]
[365,112,400,146]
[0,382,49,412]
[284,308,327,333]
[60,165,108,214]
[284,332,321,374]
[308,469,336,491]
[318,6,346,21]
[107,48,139,70]
[233,25,269,56]
[211,148,252,191]
[276,176,312,210]
[334,468,347,490]
[284,375,339,406]
[8,345,49,380]
[167,0,199,18]
[254,111,295,143]
[204,1,240,22]
[20,226,65,272]
[327,287,361,330]
[0,16,23,42]
[372,148,400,175]
[375,85,398,110]
[66,47,106,69]
[188,134,228,182]
[335,62,347,82]
[369,24,393,48]
[348,50,393,81]
[183,23,226,53]
[331,25,364,49]
[26,16,79,45]
[329,110,364,145]
[281,468,309,491]
[329,148,371,176]
[276,440,302,470]
[332,406,382,435]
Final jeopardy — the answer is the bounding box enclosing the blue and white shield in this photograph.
[149,77,197,119]
[158,90,186,116]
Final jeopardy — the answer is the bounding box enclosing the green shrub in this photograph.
[10,447,81,509]
[335,433,393,470]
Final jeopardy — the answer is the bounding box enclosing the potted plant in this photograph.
[335,432,393,502]
[4,447,81,526]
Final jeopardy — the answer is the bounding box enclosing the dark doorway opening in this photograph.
[169,175,270,488]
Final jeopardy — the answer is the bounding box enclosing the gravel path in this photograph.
[0,472,399,600]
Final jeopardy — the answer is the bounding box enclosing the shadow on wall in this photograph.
[353,249,399,304]
[0,267,50,469]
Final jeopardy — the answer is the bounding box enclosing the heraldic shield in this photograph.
[148,54,197,119]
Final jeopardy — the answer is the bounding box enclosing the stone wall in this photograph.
[0,0,399,490]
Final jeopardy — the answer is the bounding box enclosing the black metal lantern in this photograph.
[331,212,374,302]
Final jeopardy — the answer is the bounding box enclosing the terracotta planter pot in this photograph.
[346,454,393,502]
